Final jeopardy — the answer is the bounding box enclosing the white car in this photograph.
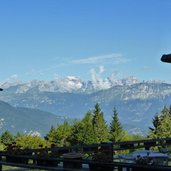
[118,150,168,166]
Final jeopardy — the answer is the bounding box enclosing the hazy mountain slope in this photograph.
[0,101,66,136]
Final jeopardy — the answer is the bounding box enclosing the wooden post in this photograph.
[33,151,37,164]
[0,155,2,171]
[101,142,113,162]
[118,166,122,171]
[126,167,131,171]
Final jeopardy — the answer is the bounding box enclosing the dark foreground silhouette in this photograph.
[161,54,171,63]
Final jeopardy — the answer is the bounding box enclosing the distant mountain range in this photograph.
[0,75,141,93]
[0,77,171,135]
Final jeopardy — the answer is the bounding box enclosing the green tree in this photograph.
[1,131,14,145]
[81,111,95,144]
[161,106,169,116]
[46,121,72,147]
[69,120,84,145]
[44,125,56,143]
[110,107,126,142]
[15,134,46,149]
[70,111,95,145]
[92,103,109,143]
[149,105,171,139]
[55,121,72,147]
[156,115,171,138]
[169,105,171,115]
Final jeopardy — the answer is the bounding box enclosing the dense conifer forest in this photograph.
[0,103,170,150]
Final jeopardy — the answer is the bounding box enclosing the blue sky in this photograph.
[0,0,171,83]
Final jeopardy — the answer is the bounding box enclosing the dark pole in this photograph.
[161,54,171,63]
[0,85,3,166]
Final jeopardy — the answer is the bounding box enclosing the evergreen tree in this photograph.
[70,111,95,145]
[69,120,84,145]
[45,121,71,147]
[161,106,169,116]
[56,121,71,147]
[169,105,171,115]
[1,130,14,145]
[92,103,109,143]
[44,125,56,143]
[156,115,171,138]
[55,121,71,147]
[149,105,171,139]
[110,107,125,142]
[149,114,160,132]
[81,111,95,144]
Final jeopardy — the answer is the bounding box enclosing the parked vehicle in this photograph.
[118,150,168,166]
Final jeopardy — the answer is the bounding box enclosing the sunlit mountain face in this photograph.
[0,74,142,93]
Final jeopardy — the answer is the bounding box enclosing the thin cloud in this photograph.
[141,66,153,71]
[25,69,44,77]
[24,53,130,79]
[71,53,130,65]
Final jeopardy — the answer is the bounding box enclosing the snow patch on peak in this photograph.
[37,76,83,93]
[0,75,22,89]
[11,75,141,94]
[3,70,163,94]
[16,80,41,93]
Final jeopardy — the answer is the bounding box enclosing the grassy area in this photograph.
[2,166,45,171]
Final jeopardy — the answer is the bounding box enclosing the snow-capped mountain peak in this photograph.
[1,75,165,94]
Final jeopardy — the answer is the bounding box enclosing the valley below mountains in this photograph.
[0,78,171,136]
[0,101,66,136]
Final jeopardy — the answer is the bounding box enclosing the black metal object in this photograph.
[161,54,171,63]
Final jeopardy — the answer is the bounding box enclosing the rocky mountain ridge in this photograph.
[0,79,171,135]
[0,75,143,94]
